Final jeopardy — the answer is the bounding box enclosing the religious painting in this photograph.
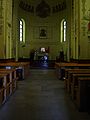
[39,26,47,39]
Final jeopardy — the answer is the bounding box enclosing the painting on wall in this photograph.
[39,26,47,39]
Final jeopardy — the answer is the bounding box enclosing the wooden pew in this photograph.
[55,62,90,112]
[0,71,12,99]
[71,74,90,98]
[0,73,10,104]
[0,69,17,105]
[0,75,7,105]
[55,62,90,79]
[71,74,90,111]
[0,61,30,107]
[0,69,17,92]
[55,62,79,79]
[64,69,90,92]
[0,62,30,80]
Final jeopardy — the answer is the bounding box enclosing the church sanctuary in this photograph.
[0,0,90,119]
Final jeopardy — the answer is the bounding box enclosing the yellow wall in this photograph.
[79,0,90,59]
[18,0,68,60]
[0,0,5,58]
[0,0,13,59]
[1,0,90,60]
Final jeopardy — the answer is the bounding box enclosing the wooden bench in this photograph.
[55,62,90,79]
[0,69,18,92]
[55,63,90,111]
[0,62,30,80]
[0,75,7,105]
[64,69,90,92]
[0,61,30,107]
[71,74,90,111]
[64,70,90,111]
[0,73,10,104]
[71,74,90,98]
[0,69,18,105]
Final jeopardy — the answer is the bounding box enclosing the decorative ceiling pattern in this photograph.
[52,1,66,13]
[36,0,50,18]
[19,0,66,16]
[19,1,34,13]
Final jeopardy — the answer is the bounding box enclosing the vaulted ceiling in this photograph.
[19,0,67,18]
[18,0,66,6]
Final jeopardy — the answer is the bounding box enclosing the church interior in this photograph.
[0,0,90,120]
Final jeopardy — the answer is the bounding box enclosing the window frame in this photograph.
[61,19,67,42]
[19,19,25,43]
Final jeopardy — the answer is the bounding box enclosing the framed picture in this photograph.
[39,26,47,39]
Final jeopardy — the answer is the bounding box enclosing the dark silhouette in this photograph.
[30,49,35,62]
[59,51,64,62]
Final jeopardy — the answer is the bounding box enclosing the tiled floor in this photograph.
[0,69,90,120]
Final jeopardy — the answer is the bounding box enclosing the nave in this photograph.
[0,69,90,120]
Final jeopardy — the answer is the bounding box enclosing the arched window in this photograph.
[19,19,25,43]
[61,19,66,42]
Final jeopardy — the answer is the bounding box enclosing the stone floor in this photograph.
[0,69,90,120]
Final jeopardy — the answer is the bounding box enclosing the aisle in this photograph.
[0,69,90,120]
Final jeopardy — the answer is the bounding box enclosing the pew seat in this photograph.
[71,75,90,111]
[0,69,18,105]
[64,69,90,93]
[0,87,4,105]
[55,62,90,79]
[0,62,30,80]
[62,68,90,112]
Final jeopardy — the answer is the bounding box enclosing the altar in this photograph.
[37,53,49,61]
